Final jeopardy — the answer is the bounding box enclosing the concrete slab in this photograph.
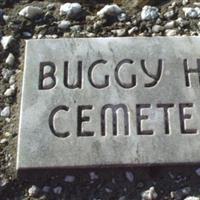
[17,37,200,172]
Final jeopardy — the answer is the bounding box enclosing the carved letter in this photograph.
[136,104,153,135]
[49,105,70,138]
[39,62,56,90]
[141,59,163,87]
[64,61,82,89]
[88,59,109,89]
[183,59,200,87]
[101,104,129,136]
[77,105,94,136]
[179,103,197,134]
[157,103,174,134]
[115,59,136,88]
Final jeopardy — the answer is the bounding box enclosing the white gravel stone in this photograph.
[53,186,62,194]
[60,3,82,18]
[128,27,138,35]
[58,20,71,30]
[165,29,177,36]
[141,6,159,21]
[111,29,126,36]
[125,171,134,182]
[184,197,200,200]
[5,53,15,67]
[47,3,55,10]
[93,20,103,30]
[182,0,189,6]
[5,118,11,123]
[171,187,191,200]
[164,21,176,29]
[4,85,16,97]
[19,6,43,19]
[194,2,200,6]
[176,17,189,27]
[164,10,175,19]
[4,88,14,97]
[118,196,126,200]
[4,132,12,137]
[0,177,8,188]
[152,25,164,33]
[97,4,122,18]
[3,15,9,22]
[117,13,127,21]
[42,186,50,193]
[195,168,200,176]
[171,2,177,8]
[105,187,112,193]
[142,187,158,200]
[2,68,12,80]
[45,34,58,39]
[28,185,39,197]
[9,75,16,85]
[87,32,96,37]
[64,175,75,183]
[0,138,8,144]
[183,7,200,18]
[90,172,99,180]
[22,32,32,38]
[0,106,10,118]
[1,35,14,50]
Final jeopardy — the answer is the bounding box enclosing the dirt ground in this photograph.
[1,0,200,199]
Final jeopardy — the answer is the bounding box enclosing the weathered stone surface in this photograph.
[17,37,200,172]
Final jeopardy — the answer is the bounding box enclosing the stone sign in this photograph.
[17,37,200,172]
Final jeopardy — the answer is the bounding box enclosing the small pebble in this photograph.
[60,3,82,19]
[195,168,200,176]
[125,171,134,182]
[165,21,176,29]
[28,185,40,197]
[19,6,43,19]
[2,68,13,80]
[4,85,16,97]
[182,0,189,6]
[128,27,138,35]
[9,75,16,85]
[4,132,12,137]
[142,187,158,200]
[111,29,126,36]
[118,13,127,22]
[58,20,71,30]
[5,53,15,67]
[183,7,200,18]
[170,187,191,200]
[42,186,50,193]
[22,32,32,38]
[0,106,10,118]
[64,175,75,183]
[141,6,159,21]
[97,4,122,18]
[165,29,177,36]
[164,10,175,19]
[152,25,164,33]
[0,138,8,144]
[90,172,98,180]
[1,35,14,50]
[53,186,62,194]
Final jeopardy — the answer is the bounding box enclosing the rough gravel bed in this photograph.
[1,0,200,199]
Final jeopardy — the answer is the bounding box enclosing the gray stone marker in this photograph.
[17,37,200,172]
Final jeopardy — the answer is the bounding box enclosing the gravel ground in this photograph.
[1,0,200,199]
